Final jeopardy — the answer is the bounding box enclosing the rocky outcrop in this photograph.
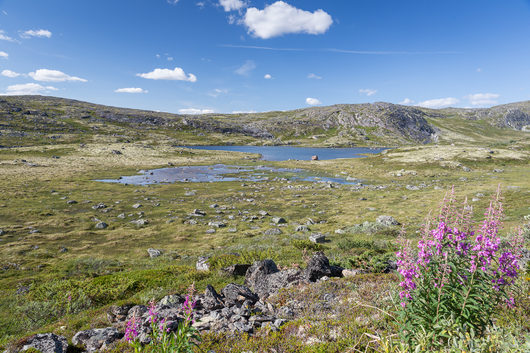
[72,327,123,352]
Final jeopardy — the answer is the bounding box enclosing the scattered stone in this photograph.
[205,228,216,234]
[462,166,471,172]
[493,169,504,173]
[295,225,310,232]
[376,215,400,227]
[117,213,125,219]
[72,327,122,352]
[271,217,287,224]
[334,228,345,234]
[111,150,122,155]
[92,203,107,210]
[185,191,196,196]
[228,228,237,233]
[132,203,142,209]
[21,333,68,353]
[196,256,211,271]
[209,203,219,208]
[208,221,226,228]
[258,210,269,216]
[303,252,342,282]
[59,247,68,253]
[107,304,134,324]
[66,200,78,205]
[147,248,162,258]
[309,233,326,244]
[95,222,108,229]
[342,269,360,277]
[0,229,5,236]
[264,228,282,236]
[131,219,149,226]
[406,185,420,191]
[190,209,206,217]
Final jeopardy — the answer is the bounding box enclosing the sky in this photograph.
[1,0,530,114]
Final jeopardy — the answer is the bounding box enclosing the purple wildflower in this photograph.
[125,315,139,342]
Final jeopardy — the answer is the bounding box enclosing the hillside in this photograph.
[1,95,529,148]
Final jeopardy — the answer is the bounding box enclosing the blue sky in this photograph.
[1,0,530,114]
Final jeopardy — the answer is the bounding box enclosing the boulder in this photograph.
[159,294,183,307]
[245,260,279,297]
[72,327,122,352]
[147,248,162,258]
[21,333,68,353]
[264,228,282,236]
[221,283,258,306]
[201,285,224,310]
[196,256,211,271]
[309,233,326,243]
[107,304,133,323]
[271,217,287,224]
[303,252,342,282]
[95,222,108,229]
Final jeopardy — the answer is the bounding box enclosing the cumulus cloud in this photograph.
[178,108,214,114]
[1,83,58,95]
[466,93,499,106]
[264,74,272,79]
[208,88,228,98]
[1,69,20,77]
[0,30,14,42]
[307,73,322,79]
[399,98,414,105]
[29,69,87,82]
[306,97,321,106]
[235,60,256,76]
[114,87,148,94]
[359,88,377,96]
[417,97,459,109]
[219,0,247,12]
[0,51,7,58]
[243,1,333,39]
[20,29,52,38]
[137,67,197,82]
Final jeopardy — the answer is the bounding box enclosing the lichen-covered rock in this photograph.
[201,284,224,310]
[245,259,279,298]
[221,283,258,306]
[20,333,68,353]
[72,327,122,352]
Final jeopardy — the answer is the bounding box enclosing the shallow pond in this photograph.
[181,145,385,161]
[97,164,360,186]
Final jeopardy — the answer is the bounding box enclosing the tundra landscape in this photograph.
[1,0,530,352]
[0,95,529,352]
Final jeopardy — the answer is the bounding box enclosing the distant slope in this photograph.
[0,95,529,147]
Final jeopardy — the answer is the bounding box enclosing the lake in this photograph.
[181,145,385,161]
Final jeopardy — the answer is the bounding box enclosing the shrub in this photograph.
[396,187,524,349]
[292,239,325,251]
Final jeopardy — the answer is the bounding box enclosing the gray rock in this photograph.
[190,209,206,217]
[132,203,142,209]
[258,210,269,216]
[92,203,107,210]
[117,213,126,219]
[271,217,287,224]
[202,285,224,310]
[0,229,5,236]
[376,215,400,227]
[209,203,219,208]
[264,228,282,236]
[95,222,108,229]
[309,233,326,243]
[159,294,183,307]
[131,219,149,226]
[245,260,280,298]
[295,225,310,232]
[21,333,68,353]
[147,248,162,258]
[126,305,148,321]
[208,221,226,228]
[205,228,216,234]
[67,200,77,205]
[227,228,237,233]
[221,283,258,306]
[72,327,122,352]
[462,166,471,172]
[303,252,342,282]
[196,256,211,271]
[107,304,134,323]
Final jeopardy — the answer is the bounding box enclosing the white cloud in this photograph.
[167,0,179,4]
[1,69,20,77]
[307,73,322,79]
[178,108,214,114]
[232,110,257,114]
[476,68,482,72]
[0,51,7,59]
[219,0,247,12]
[359,88,377,96]
[2,10,7,15]
[306,97,321,106]
[235,60,256,76]
[114,87,148,94]
[208,88,228,98]
[399,98,414,105]
[417,97,459,109]
[167,56,173,61]
[264,74,272,79]
[137,67,197,82]
[243,1,333,39]
[1,83,58,96]
[29,69,87,82]
[466,93,499,106]
[20,29,52,38]
[0,30,14,41]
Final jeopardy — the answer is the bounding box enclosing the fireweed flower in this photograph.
[125,315,139,342]
[148,300,158,324]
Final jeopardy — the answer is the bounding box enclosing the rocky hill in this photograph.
[0,95,529,147]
